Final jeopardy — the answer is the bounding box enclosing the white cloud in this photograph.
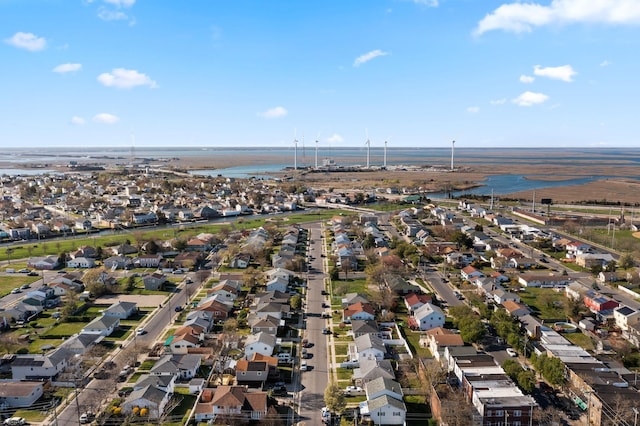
[519,75,535,83]
[411,0,439,6]
[467,106,480,113]
[70,116,86,125]
[98,7,129,21]
[258,106,288,119]
[4,32,46,51]
[512,91,549,107]
[97,68,157,89]
[92,113,120,124]
[327,133,344,144]
[600,60,611,67]
[53,63,82,73]
[353,49,389,67]
[490,98,507,105]
[533,64,576,82]
[103,0,135,7]
[475,0,640,35]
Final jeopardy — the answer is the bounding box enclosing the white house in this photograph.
[122,385,170,419]
[364,377,404,402]
[265,276,289,293]
[11,347,73,380]
[355,334,386,361]
[613,306,640,332]
[0,381,44,408]
[409,303,445,331]
[103,301,137,320]
[364,394,407,425]
[66,257,96,269]
[244,332,276,359]
[80,315,120,336]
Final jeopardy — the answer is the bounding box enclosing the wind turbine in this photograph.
[365,129,370,169]
[450,140,455,171]
[293,129,298,170]
[315,132,321,169]
[383,140,388,169]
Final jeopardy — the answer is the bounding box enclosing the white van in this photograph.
[300,361,308,371]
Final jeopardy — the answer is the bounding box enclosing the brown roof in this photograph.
[0,381,42,397]
[344,302,375,317]
[425,326,452,336]
[433,334,465,346]
[243,392,267,412]
[250,352,278,367]
[211,385,246,407]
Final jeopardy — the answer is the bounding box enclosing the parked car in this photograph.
[300,361,308,371]
[320,290,328,295]
[27,271,39,276]
[20,284,30,290]
[10,288,21,294]
[118,388,133,397]
[79,412,95,424]
[344,385,363,395]
[17,269,30,273]
[506,348,518,357]
[302,339,310,348]
[4,417,26,426]
[174,305,183,312]
[136,328,146,336]
[322,328,331,335]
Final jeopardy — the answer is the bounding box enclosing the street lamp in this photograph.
[632,407,638,426]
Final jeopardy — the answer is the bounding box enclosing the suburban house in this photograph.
[420,327,465,363]
[364,377,404,402]
[362,394,407,425]
[229,253,251,269]
[354,359,396,385]
[133,254,163,268]
[461,265,485,281]
[355,334,386,361]
[0,381,44,408]
[196,298,232,319]
[134,375,176,397]
[103,301,138,319]
[205,385,268,423]
[150,354,202,380]
[409,303,445,331]
[404,293,433,313]
[11,347,73,380]
[235,360,270,386]
[244,332,276,359]
[584,291,619,315]
[351,319,380,338]
[613,306,640,331]
[122,385,171,419]
[66,257,96,268]
[265,276,289,293]
[343,302,376,323]
[61,333,101,355]
[27,255,60,270]
[342,293,370,309]
[518,274,571,288]
[502,300,531,318]
[80,315,120,336]
[249,315,281,335]
[168,332,201,354]
[143,272,167,291]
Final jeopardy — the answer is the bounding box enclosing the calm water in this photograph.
[3,146,640,195]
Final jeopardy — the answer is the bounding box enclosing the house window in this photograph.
[513,422,521,426]
[514,410,521,417]
[393,412,400,416]
[496,410,504,417]
[486,410,492,417]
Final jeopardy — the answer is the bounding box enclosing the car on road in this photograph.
[174,305,183,312]
[20,284,30,290]
[17,269,30,273]
[136,328,146,336]
[320,290,328,295]
[93,369,109,379]
[271,385,288,396]
[27,271,39,276]
[322,327,331,335]
[302,339,310,348]
[300,361,308,371]
[506,348,518,357]
[118,388,133,397]
[321,407,331,423]
[10,288,21,294]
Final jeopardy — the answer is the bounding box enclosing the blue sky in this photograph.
[2,0,640,148]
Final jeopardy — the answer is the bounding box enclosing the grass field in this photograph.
[517,287,567,321]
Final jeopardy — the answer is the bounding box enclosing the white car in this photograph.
[300,361,308,371]
[136,328,146,336]
[506,348,518,357]
[344,385,363,395]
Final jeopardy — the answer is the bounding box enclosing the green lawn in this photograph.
[331,278,368,296]
[518,288,567,320]
[39,321,85,338]
[564,332,595,350]
[0,275,41,296]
